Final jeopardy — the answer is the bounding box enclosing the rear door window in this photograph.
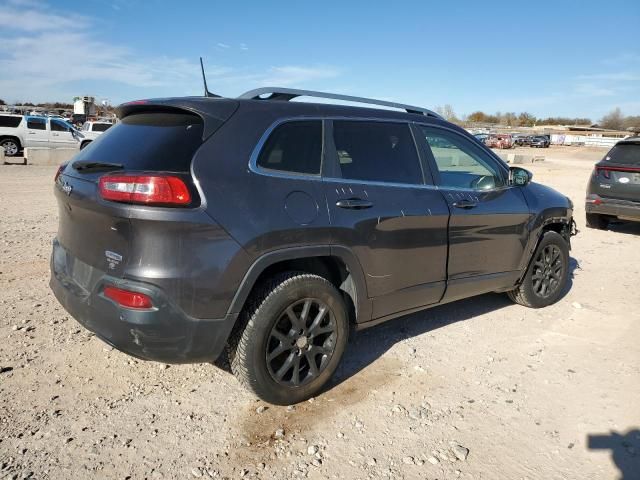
[27,117,46,130]
[70,112,204,172]
[605,143,640,165]
[257,121,322,175]
[92,123,112,132]
[331,121,423,184]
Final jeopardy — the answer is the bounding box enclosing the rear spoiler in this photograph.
[115,98,239,139]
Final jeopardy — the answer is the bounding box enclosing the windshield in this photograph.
[604,143,640,166]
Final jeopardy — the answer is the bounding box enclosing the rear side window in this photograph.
[605,143,640,165]
[0,116,21,128]
[257,121,322,175]
[71,112,203,172]
[332,121,423,184]
[27,117,46,130]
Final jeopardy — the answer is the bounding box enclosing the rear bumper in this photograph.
[586,197,640,221]
[50,239,237,364]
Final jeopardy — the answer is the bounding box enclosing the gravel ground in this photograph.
[1,146,639,480]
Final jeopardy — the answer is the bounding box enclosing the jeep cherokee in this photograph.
[50,87,575,404]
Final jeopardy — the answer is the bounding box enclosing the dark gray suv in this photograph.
[50,88,575,404]
[586,137,640,229]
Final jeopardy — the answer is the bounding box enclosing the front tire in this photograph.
[228,272,349,405]
[586,213,609,230]
[507,231,569,308]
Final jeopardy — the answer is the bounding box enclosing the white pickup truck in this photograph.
[0,114,81,156]
[79,121,113,150]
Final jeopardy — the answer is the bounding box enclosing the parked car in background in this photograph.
[71,114,87,128]
[513,135,532,146]
[0,114,80,156]
[486,134,513,149]
[530,136,550,148]
[50,87,575,404]
[79,121,113,149]
[586,136,640,229]
[473,133,490,145]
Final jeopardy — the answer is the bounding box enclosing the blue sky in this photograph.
[0,0,638,121]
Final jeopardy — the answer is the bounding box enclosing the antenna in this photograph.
[199,57,220,98]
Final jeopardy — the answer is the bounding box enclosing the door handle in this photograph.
[452,199,477,209]
[28,132,36,135]
[52,133,59,136]
[336,198,374,210]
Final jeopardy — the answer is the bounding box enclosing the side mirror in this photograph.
[509,167,532,186]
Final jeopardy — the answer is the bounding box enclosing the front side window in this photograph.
[257,121,322,175]
[420,127,505,190]
[332,121,423,184]
[26,117,46,130]
[51,119,69,132]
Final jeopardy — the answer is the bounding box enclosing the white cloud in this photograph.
[574,83,616,97]
[216,42,230,49]
[0,3,342,103]
[577,72,640,81]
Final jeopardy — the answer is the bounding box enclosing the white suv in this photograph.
[79,121,113,150]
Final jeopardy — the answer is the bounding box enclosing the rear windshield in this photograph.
[0,116,22,128]
[605,143,640,165]
[72,112,203,172]
[92,123,112,132]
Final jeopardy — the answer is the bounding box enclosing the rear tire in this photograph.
[228,272,349,405]
[507,231,569,308]
[586,213,609,230]
[0,138,20,157]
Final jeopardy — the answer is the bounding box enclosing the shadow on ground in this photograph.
[331,255,579,389]
[607,221,640,236]
[588,429,640,480]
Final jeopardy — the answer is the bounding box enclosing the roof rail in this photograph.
[237,87,444,120]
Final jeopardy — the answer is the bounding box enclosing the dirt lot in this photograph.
[1,146,639,480]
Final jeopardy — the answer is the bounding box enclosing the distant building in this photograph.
[73,96,96,116]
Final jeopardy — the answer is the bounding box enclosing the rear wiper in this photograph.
[72,161,124,172]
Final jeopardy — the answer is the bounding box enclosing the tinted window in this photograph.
[332,121,422,184]
[92,123,112,132]
[27,117,46,130]
[70,112,203,172]
[257,121,322,175]
[51,119,69,132]
[421,127,505,190]
[0,116,21,128]
[605,143,640,165]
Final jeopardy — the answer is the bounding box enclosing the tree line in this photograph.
[435,104,640,132]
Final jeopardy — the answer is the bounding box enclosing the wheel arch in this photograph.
[227,245,371,325]
[518,217,572,283]
[0,135,22,149]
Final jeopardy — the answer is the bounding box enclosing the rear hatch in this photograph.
[592,141,640,203]
[54,98,238,280]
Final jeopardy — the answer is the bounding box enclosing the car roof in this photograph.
[618,136,640,144]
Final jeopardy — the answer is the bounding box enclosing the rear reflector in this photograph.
[99,174,191,205]
[104,286,153,309]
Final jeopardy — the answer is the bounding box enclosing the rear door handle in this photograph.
[336,198,374,210]
[452,199,477,209]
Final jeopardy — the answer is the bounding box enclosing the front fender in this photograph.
[518,182,574,273]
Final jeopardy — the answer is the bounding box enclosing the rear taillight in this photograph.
[104,286,153,309]
[586,194,602,205]
[597,167,611,179]
[54,163,67,182]
[99,174,191,206]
